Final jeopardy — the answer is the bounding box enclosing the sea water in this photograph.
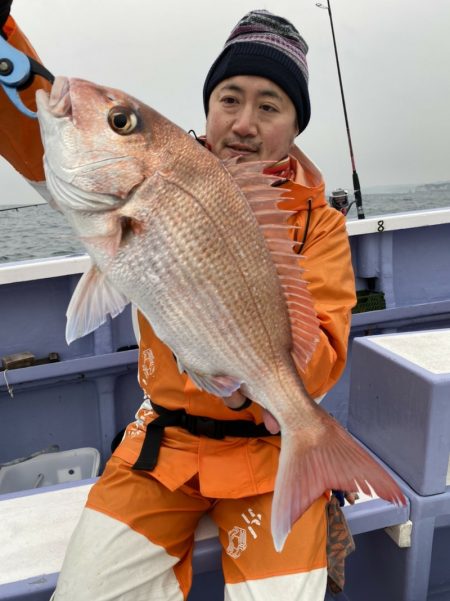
[1,191,449,264]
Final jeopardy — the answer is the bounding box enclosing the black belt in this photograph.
[132,401,277,471]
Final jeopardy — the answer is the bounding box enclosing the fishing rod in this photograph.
[316,0,365,219]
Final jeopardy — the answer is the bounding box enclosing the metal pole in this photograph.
[316,1,365,219]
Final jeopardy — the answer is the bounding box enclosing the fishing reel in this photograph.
[329,188,356,217]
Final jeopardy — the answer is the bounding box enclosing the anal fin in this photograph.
[176,355,242,397]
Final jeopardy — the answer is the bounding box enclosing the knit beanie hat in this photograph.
[203,9,310,133]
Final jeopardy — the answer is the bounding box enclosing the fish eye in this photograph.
[107,106,138,135]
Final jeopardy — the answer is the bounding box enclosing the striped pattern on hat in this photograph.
[225,10,309,84]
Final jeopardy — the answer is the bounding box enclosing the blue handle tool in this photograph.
[0,35,54,118]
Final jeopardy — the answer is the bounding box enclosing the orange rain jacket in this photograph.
[0,17,356,500]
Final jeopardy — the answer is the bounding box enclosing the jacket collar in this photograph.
[277,145,327,212]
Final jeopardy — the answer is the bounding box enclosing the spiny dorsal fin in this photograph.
[223,158,320,372]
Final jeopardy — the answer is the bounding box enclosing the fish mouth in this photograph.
[36,76,72,119]
[49,76,72,117]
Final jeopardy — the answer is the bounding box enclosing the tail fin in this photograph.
[271,410,407,552]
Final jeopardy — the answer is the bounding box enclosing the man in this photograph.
[0,7,356,600]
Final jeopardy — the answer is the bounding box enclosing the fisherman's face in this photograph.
[206,75,298,163]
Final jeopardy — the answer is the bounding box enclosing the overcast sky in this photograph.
[1,0,449,205]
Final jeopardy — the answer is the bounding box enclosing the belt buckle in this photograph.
[196,416,225,439]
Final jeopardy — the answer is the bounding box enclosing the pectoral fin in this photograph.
[66,265,129,344]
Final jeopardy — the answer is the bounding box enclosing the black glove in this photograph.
[0,0,13,39]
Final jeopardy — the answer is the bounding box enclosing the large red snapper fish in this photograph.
[36,76,406,551]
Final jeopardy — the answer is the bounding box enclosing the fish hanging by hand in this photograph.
[36,76,406,551]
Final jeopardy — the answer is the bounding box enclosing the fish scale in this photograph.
[108,171,292,380]
[108,204,271,380]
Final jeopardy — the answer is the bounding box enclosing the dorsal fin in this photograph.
[223,158,320,372]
